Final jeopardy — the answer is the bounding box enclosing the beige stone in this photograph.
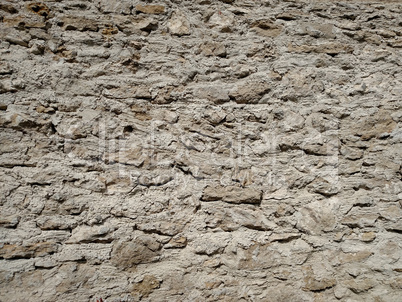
[0,242,58,259]
[202,185,262,204]
[135,5,165,14]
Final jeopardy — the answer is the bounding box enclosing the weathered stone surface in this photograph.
[111,236,162,269]
[0,242,58,259]
[1,0,401,301]
[60,17,99,32]
[135,5,165,15]
[164,235,187,249]
[344,278,376,294]
[229,81,271,104]
[235,239,313,270]
[132,275,161,299]
[296,199,337,235]
[202,185,262,204]
[36,215,77,230]
[168,11,190,36]
[289,42,354,55]
[250,20,283,37]
[65,225,114,244]
[0,215,20,228]
[198,41,227,57]
[341,208,379,228]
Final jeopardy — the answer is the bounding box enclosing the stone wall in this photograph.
[1,0,402,301]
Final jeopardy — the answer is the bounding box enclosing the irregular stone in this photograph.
[0,1,401,300]
[55,243,112,263]
[276,12,298,21]
[208,11,235,33]
[202,185,262,204]
[198,41,226,57]
[289,42,354,55]
[359,232,376,242]
[2,14,46,29]
[270,233,301,243]
[389,277,402,289]
[250,20,283,37]
[344,279,376,293]
[135,5,165,15]
[36,215,77,230]
[96,0,132,14]
[168,11,190,36]
[65,225,114,244]
[111,236,161,269]
[0,242,58,259]
[298,22,335,39]
[296,199,337,235]
[220,207,276,231]
[135,18,158,32]
[229,81,271,104]
[236,239,313,270]
[34,258,58,269]
[132,275,161,299]
[341,208,379,228]
[164,235,187,249]
[5,33,30,47]
[331,250,373,266]
[0,215,20,228]
[29,40,45,55]
[137,221,182,236]
[196,85,230,104]
[384,221,402,233]
[308,178,339,196]
[351,110,397,140]
[302,266,336,291]
[193,233,230,255]
[341,145,363,160]
[137,174,173,187]
[60,17,99,32]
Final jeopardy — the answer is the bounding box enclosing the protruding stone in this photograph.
[65,225,114,244]
[289,42,354,55]
[135,5,165,15]
[164,235,188,249]
[229,81,271,104]
[0,215,20,228]
[168,11,190,36]
[208,11,235,33]
[250,20,283,37]
[202,185,262,204]
[132,275,161,299]
[0,242,58,259]
[61,16,98,32]
[198,41,227,57]
[344,279,376,293]
[111,236,162,269]
[359,232,376,242]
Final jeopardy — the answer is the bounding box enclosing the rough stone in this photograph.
[202,185,262,204]
[111,236,162,269]
[135,5,165,15]
[0,242,58,260]
[1,0,401,301]
[168,11,190,36]
[229,81,271,104]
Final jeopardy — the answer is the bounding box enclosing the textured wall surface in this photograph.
[1,0,402,301]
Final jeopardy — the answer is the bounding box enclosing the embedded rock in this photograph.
[202,185,262,204]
